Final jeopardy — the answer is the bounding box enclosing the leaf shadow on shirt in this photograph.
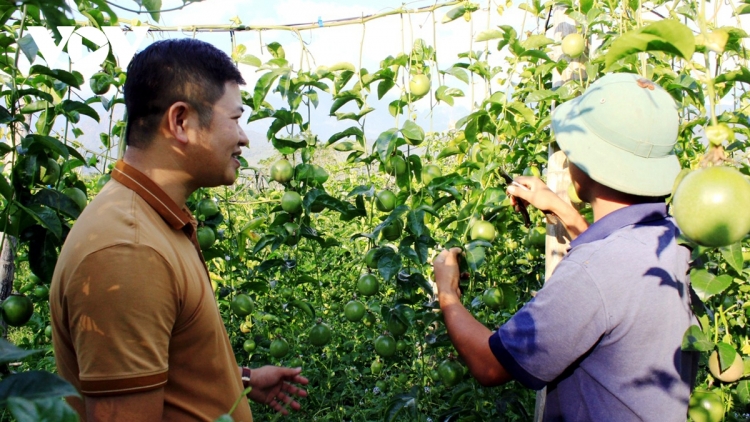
[643,267,685,298]
[628,347,698,406]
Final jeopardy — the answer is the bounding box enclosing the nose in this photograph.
[238,127,249,148]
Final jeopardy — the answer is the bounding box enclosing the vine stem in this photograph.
[698,0,719,128]
[485,0,491,99]
[468,13,474,109]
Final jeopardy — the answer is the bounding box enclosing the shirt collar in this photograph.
[570,202,668,248]
[111,160,194,230]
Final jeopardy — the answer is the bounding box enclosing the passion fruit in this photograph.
[673,166,750,247]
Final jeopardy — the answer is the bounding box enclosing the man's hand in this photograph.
[508,176,589,239]
[507,176,564,214]
[433,248,464,299]
[246,366,308,415]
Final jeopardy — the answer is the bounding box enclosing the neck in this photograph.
[122,145,195,208]
[586,183,653,222]
[589,197,631,222]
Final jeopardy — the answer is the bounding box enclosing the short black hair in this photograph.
[123,38,245,148]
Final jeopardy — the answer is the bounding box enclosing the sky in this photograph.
[22,0,748,167]
[41,0,547,166]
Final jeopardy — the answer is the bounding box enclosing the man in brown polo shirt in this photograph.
[50,39,307,421]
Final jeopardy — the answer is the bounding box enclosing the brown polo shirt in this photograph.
[50,160,253,421]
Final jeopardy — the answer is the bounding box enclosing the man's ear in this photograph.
[164,101,194,145]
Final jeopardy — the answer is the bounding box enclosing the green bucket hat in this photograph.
[551,73,681,197]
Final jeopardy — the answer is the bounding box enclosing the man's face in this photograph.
[192,82,248,187]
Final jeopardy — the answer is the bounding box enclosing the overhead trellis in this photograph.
[87,1,466,33]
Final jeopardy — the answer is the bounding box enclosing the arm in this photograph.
[508,176,589,239]
[62,246,177,419]
[85,388,164,422]
[433,248,512,387]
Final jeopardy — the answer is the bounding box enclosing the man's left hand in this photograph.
[433,247,464,299]
[246,366,308,415]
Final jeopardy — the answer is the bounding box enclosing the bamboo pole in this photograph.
[533,5,585,421]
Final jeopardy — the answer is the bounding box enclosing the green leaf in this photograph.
[28,227,60,283]
[581,0,594,13]
[681,325,713,352]
[7,396,79,422]
[16,203,62,240]
[465,245,486,271]
[475,29,504,42]
[266,42,285,59]
[715,67,750,84]
[289,300,315,319]
[0,105,12,124]
[375,128,399,163]
[522,34,554,50]
[378,250,402,282]
[253,69,287,111]
[143,0,162,21]
[0,339,42,365]
[332,141,358,152]
[0,371,79,406]
[23,135,69,160]
[401,120,424,143]
[736,380,750,404]
[507,101,537,126]
[525,89,558,103]
[33,189,81,220]
[29,65,81,88]
[605,20,695,70]
[442,67,469,85]
[436,87,454,106]
[330,91,364,115]
[18,34,38,64]
[441,5,466,23]
[720,242,744,273]
[716,342,737,373]
[519,49,553,62]
[385,388,418,421]
[60,100,100,122]
[0,173,12,201]
[691,269,732,300]
[377,79,395,99]
[237,54,261,67]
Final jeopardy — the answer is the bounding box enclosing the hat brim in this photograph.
[551,98,681,197]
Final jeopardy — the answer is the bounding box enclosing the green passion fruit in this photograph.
[281,191,303,214]
[1,294,33,327]
[375,190,397,212]
[409,74,431,97]
[230,294,255,317]
[357,274,379,296]
[470,221,496,242]
[270,159,294,183]
[673,166,750,247]
[561,33,585,58]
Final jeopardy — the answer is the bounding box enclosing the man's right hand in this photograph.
[507,176,564,215]
[507,176,589,239]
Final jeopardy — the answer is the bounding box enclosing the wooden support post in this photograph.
[533,5,586,421]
